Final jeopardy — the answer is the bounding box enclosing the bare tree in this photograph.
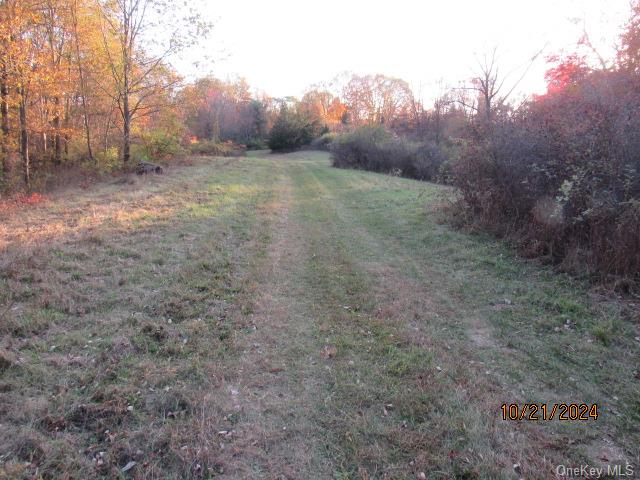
[341,74,414,128]
[456,47,545,124]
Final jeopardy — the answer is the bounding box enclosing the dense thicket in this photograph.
[268,105,324,152]
[330,126,448,182]
[454,68,640,284]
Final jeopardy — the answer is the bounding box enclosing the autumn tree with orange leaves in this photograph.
[0,0,210,191]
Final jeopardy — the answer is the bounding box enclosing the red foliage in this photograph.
[542,53,589,94]
[20,193,46,205]
[0,192,48,212]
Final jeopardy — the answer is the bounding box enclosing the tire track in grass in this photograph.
[302,160,636,478]
[213,158,335,479]
[286,161,532,479]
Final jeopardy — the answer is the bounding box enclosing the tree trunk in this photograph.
[53,96,61,165]
[484,90,492,124]
[71,1,94,162]
[123,92,131,164]
[19,88,30,191]
[104,112,112,151]
[0,70,9,175]
[78,73,93,161]
[64,94,70,157]
[122,10,131,165]
[122,56,131,163]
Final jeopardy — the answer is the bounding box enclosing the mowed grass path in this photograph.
[0,151,638,479]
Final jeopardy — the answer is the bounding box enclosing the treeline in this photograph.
[327,3,640,288]
[1,0,435,191]
[267,73,466,153]
[0,0,215,192]
[0,0,464,192]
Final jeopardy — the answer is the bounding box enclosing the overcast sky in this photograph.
[171,0,632,103]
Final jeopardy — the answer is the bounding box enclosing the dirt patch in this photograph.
[468,324,498,348]
[584,438,630,467]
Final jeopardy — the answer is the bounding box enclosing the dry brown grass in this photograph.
[0,155,277,479]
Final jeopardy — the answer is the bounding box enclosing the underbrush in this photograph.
[452,71,640,290]
[189,140,247,157]
[243,138,268,150]
[330,126,450,182]
[309,132,337,151]
[133,130,186,162]
[0,132,187,197]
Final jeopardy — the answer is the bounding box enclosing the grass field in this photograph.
[0,151,638,479]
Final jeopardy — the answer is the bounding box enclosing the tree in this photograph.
[341,74,414,129]
[69,0,95,161]
[299,90,346,131]
[250,99,268,140]
[618,0,640,72]
[0,0,20,178]
[0,8,10,176]
[0,0,45,190]
[98,0,210,164]
[268,104,322,152]
[456,47,544,124]
[543,53,589,94]
[179,76,258,143]
[40,0,74,166]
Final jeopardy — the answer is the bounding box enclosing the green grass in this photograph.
[284,153,638,478]
[0,151,637,479]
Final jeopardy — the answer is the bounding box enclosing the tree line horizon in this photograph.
[1,0,627,189]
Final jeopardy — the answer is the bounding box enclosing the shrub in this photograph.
[189,140,246,157]
[244,138,268,150]
[330,126,448,182]
[452,70,640,286]
[411,142,449,181]
[94,147,121,174]
[268,107,322,152]
[134,130,185,162]
[331,125,409,172]
[309,132,337,151]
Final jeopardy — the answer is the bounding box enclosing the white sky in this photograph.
[171,0,632,104]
